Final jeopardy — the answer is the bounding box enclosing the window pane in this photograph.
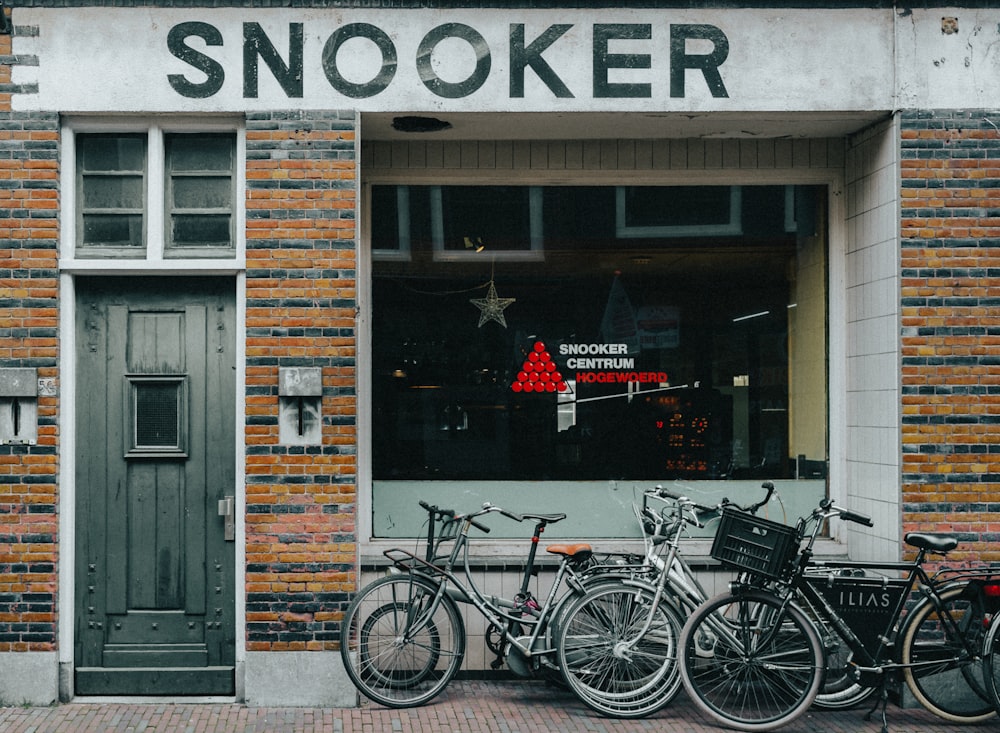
[172,177,231,209]
[81,175,143,209]
[623,186,733,228]
[371,185,826,489]
[81,214,143,247]
[168,135,233,171]
[134,382,179,447]
[439,186,533,252]
[80,135,145,172]
[165,133,234,254]
[76,133,147,254]
[171,214,231,246]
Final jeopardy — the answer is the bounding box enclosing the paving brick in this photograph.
[0,680,980,733]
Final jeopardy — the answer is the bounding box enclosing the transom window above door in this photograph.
[62,120,245,269]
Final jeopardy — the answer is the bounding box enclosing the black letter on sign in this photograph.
[510,24,573,98]
[417,23,491,99]
[168,22,225,99]
[244,22,304,98]
[670,24,729,98]
[593,24,651,98]
[322,23,397,99]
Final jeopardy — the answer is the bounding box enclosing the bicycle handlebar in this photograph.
[650,480,776,518]
[419,499,492,534]
[817,497,874,527]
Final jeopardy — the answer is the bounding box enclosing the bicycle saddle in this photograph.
[904,532,958,554]
[546,543,593,563]
[522,512,567,523]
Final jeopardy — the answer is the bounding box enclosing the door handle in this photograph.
[217,495,235,541]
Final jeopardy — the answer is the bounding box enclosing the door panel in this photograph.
[75,277,236,695]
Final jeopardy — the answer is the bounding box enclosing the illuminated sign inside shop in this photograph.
[513,340,668,394]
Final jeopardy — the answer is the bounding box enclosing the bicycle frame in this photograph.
[798,559,943,683]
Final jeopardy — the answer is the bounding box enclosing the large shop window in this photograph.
[371,184,828,538]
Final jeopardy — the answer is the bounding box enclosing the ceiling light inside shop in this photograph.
[732,310,770,323]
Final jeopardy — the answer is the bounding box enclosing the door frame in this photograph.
[58,272,247,701]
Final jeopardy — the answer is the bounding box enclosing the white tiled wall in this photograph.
[843,116,901,560]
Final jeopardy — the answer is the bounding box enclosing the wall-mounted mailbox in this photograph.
[0,368,38,445]
[278,367,322,446]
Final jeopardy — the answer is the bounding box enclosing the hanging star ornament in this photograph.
[470,280,516,328]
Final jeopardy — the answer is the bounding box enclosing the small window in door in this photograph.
[126,376,187,458]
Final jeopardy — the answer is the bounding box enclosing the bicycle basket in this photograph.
[710,507,800,581]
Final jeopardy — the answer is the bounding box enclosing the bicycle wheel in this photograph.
[679,589,824,732]
[983,612,1000,715]
[557,583,683,718]
[900,582,995,723]
[340,574,465,707]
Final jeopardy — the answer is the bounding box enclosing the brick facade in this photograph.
[0,0,998,703]
[900,110,1000,562]
[0,14,59,651]
[243,110,358,651]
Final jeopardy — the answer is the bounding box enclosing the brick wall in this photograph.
[900,109,1000,563]
[244,110,358,651]
[0,15,60,651]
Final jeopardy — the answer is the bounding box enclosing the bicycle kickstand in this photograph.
[862,682,890,733]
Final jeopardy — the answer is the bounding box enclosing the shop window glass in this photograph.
[371,184,827,537]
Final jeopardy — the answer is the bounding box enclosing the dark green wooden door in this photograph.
[75,277,236,695]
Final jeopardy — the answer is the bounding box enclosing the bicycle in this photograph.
[555,482,781,718]
[339,499,629,707]
[980,587,1000,714]
[678,496,1000,732]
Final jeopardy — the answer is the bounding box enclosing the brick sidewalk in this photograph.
[0,680,991,733]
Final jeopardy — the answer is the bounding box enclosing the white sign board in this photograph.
[13,7,899,113]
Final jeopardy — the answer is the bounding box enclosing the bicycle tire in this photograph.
[983,611,1000,715]
[812,676,877,710]
[556,582,683,718]
[679,589,824,732]
[340,573,465,707]
[900,581,996,723]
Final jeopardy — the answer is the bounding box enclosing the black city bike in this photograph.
[678,497,1000,731]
